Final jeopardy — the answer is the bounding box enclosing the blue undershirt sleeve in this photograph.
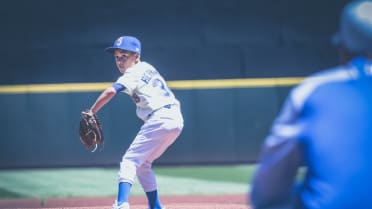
[112,83,126,92]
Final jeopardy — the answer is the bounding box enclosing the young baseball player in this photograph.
[89,35,184,209]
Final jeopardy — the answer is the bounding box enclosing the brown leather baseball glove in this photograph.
[79,109,104,152]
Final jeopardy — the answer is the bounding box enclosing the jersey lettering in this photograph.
[141,69,157,84]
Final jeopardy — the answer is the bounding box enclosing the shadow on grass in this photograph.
[0,187,22,199]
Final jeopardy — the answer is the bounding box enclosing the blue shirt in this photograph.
[251,57,372,209]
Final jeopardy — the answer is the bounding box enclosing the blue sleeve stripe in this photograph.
[112,83,126,92]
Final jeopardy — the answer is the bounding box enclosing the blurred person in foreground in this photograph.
[250,1,372,209]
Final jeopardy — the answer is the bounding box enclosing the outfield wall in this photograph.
[0,0,347,85]
[0,81,292,168]
[0,0,348,168]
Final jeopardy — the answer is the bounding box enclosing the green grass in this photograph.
[0,165,256,199]
[154,165,254,183]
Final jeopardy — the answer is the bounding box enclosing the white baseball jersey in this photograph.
[115,61,179,121]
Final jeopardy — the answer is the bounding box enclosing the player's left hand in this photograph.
[78,109,104,152]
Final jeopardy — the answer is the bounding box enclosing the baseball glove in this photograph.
[79,109,104,152]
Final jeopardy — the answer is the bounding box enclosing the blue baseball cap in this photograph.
[332,0,372,53]
[105,36,141,55]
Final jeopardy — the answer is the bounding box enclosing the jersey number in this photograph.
[152,78,170,97]
[131,93,140,103]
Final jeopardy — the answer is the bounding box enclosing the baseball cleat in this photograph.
[111,201,130,209]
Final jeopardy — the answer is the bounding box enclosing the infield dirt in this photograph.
[0,194,251,209]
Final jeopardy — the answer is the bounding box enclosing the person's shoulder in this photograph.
[290,65,353,109]
[137,61,155,69]
[130,61,155,73]
[300,65,353,88]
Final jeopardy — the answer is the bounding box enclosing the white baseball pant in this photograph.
[118,104,183,192]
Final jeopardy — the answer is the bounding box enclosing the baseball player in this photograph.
[89,35,184,209]
[251,1,372,209]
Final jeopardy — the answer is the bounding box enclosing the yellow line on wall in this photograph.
[0,77,304,94]
[168,77,303,89]
[0,83,113,94]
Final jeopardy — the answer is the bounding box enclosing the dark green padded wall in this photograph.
[0,87,290,168]
[0,0,349,167]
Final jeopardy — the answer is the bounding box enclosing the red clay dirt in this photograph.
[0,194,251,209]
